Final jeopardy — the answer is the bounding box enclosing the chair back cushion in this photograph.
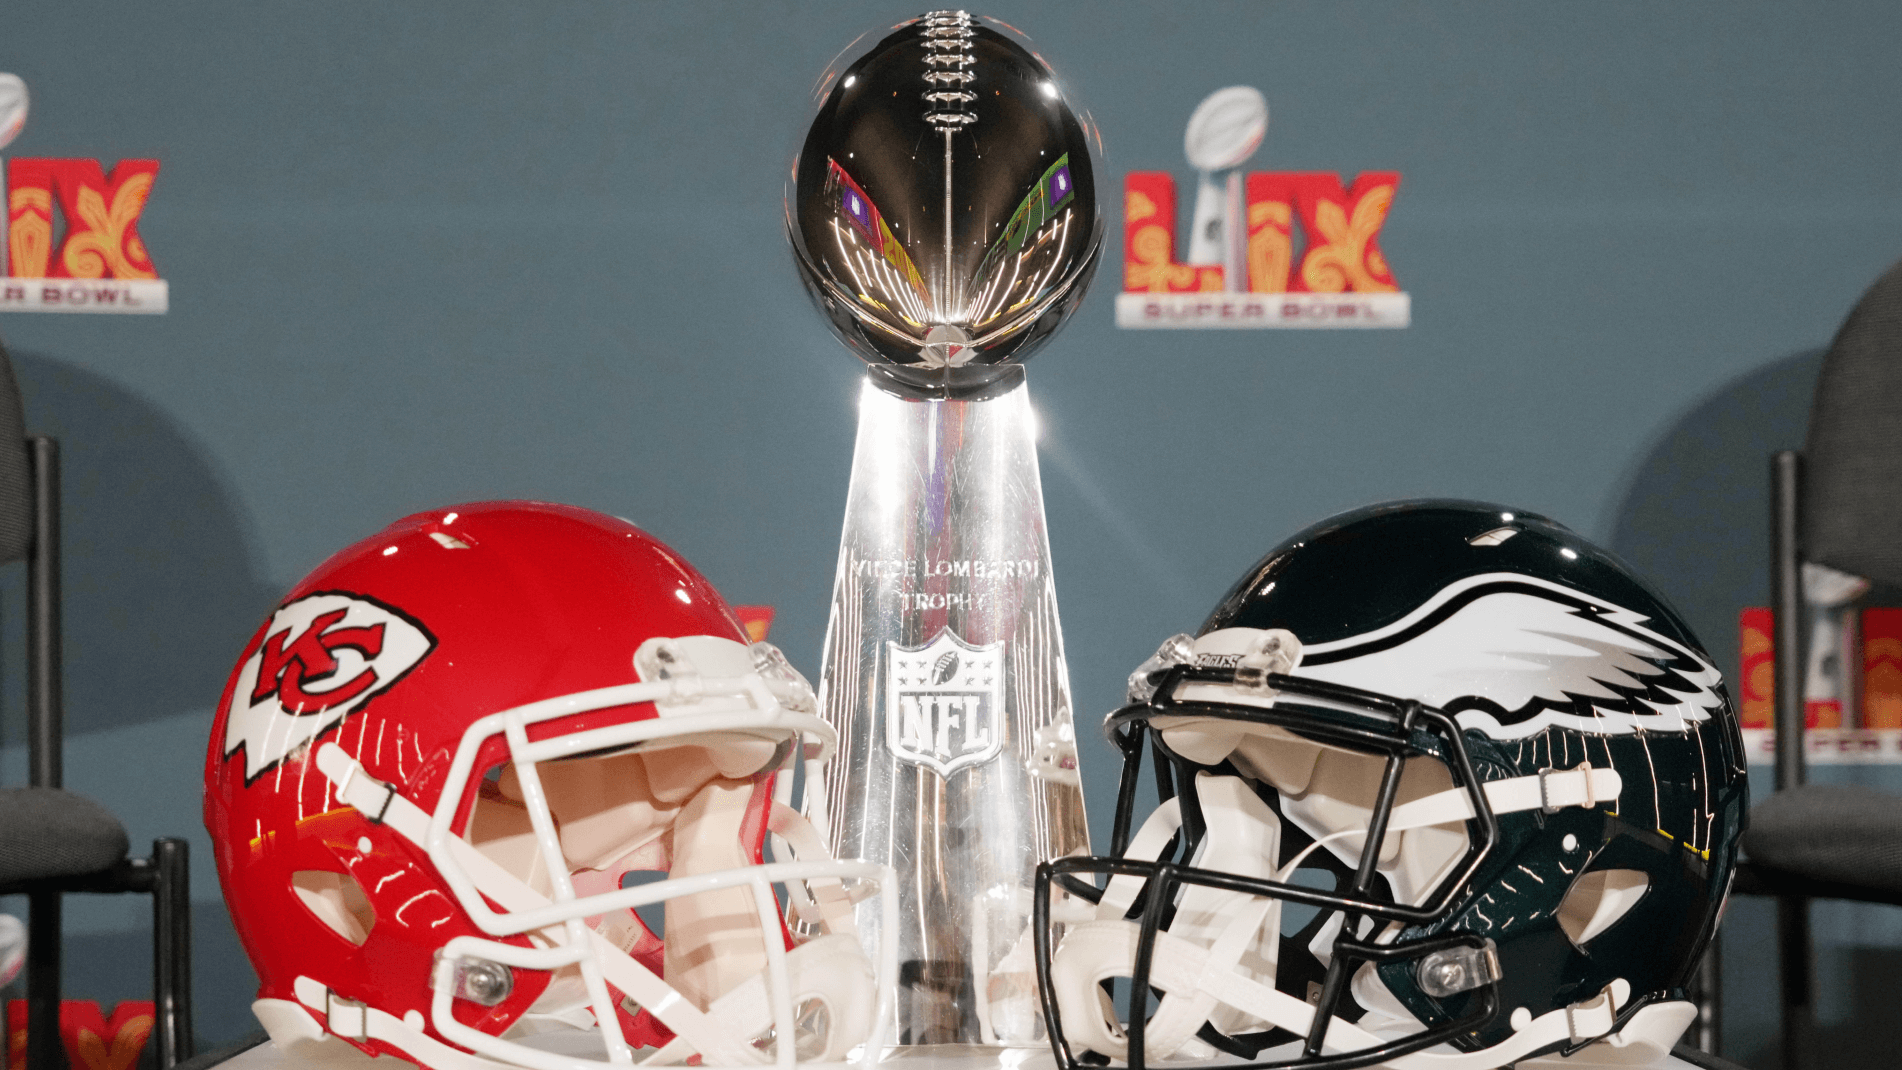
[1805,259,1902,586]
[0,338,28,564]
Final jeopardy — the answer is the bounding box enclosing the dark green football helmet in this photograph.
[1034,500,1746,1070]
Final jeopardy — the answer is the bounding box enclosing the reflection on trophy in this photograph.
[788,11,1101,1049]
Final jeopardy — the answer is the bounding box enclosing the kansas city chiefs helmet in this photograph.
[204,501,896,1070]
[1034,500,1744,1070]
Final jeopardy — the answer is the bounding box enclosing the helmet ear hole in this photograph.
[291,870,376,946]
[1555,868,1649,947]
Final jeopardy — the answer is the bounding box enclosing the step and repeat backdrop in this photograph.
[2,3,1902,1067]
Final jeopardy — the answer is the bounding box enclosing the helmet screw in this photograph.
[457,959,513,1006]
[1426,960,1466,992]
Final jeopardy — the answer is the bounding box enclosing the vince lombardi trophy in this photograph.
[788,12,1101,1049]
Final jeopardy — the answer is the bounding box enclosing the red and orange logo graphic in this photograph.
[1116,86,1408,329]
[4,160,167,313]
[0,74,168,313]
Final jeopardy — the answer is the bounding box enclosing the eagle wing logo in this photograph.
[222,591,436,780]
[1298,573,1723,739]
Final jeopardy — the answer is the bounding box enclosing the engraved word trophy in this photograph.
[787,11,1101,1050]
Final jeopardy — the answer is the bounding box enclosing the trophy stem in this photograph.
[816,373,1089,1048]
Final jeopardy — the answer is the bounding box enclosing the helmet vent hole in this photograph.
[1278,868,1337,936]
[620,869,670,938]
[1555,868,1648,947]
[291,870,376,946]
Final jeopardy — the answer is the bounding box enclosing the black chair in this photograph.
[0,339,192,1070]
[1731,259,1902,1070]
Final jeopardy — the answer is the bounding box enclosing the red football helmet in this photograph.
[204,502,895,1070]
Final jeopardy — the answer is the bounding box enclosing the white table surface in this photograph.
[211,1039,1732,1070]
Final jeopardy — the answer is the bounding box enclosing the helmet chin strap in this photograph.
[1050,763,1653,1068]
[308,743,886,1069]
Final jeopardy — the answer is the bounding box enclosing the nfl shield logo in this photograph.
[885,629,1006,777]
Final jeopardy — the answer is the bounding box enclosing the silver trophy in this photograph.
[788,11,1101,1049]
[1182,86,1267,292]
[0,73,26,278]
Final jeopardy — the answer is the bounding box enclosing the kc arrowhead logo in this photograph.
[223,592,435,780]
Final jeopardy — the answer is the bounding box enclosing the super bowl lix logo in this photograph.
[223,592,435,780]
[2,157,168,314]
[1116,86,1408,329]
[885,630,1005,778]
[0,69,167,312]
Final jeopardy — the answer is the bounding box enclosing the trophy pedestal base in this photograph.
[874,1044,1058,1070]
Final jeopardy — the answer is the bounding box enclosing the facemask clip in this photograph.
[1127,633,1196,704]
[751,641,818,714]
[1234,628,1302,694]
[1415,939,1501,998]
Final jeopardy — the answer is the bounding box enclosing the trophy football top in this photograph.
[790,12,1102,399]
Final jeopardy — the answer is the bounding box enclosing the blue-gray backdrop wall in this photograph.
[2,3,1899,1066]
